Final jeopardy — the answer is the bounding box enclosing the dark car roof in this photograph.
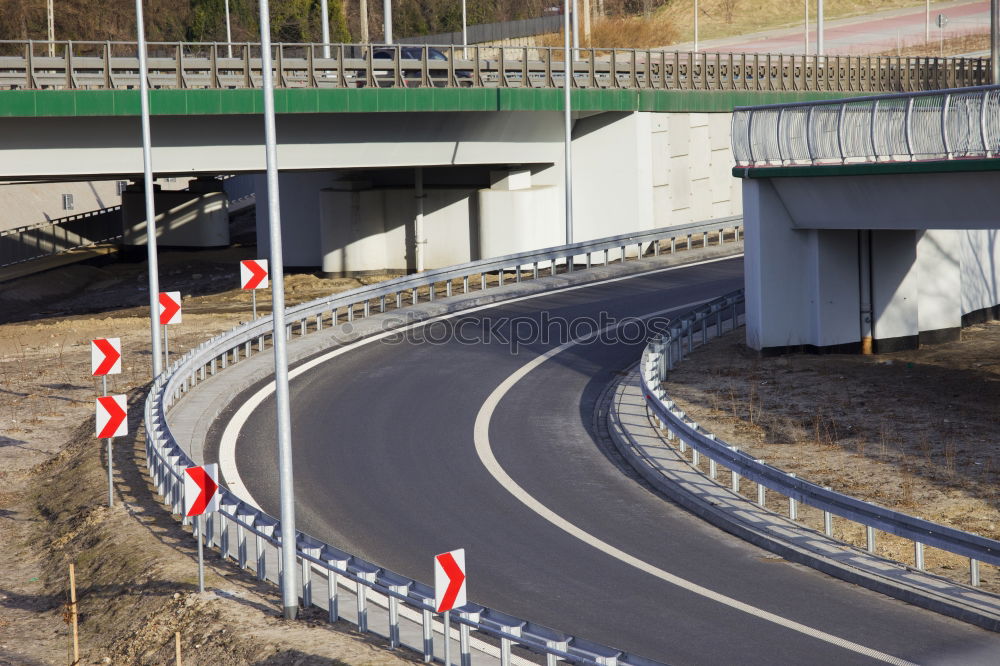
[373,46,447,60]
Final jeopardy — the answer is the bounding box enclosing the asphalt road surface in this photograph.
[221,257,1000,665]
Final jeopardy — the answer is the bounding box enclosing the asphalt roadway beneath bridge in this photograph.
[220,256,1000,665]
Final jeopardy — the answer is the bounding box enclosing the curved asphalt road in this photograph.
[221,257,1000,665]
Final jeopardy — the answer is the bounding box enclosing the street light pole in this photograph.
[321,0,331,58]
[383,0,392,43]
[572,0,579,53]
[804,0,809,55]
[563,0,573,245]
[926,0,930,43]
[47,0,55,57]
[257,0,300,621]
[693,0,698,53]
[462,0,467,49]
[817,0,824,56]
[135,0,163,380]
[224,0,233,57]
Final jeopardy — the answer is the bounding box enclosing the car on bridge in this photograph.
[366,46,473,87]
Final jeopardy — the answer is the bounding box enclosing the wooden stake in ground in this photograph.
[175,631,182,665]
[69,563,79,666]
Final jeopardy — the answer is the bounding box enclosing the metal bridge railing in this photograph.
[0,40,989,93]
[143,217,744,666]
[733,84,1000,167]
[639,291,1000,587]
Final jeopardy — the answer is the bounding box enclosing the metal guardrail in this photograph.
[732,84,1000,166]
[0,205,122,268]
[143,217,744,666]
[0,40,989,92]
[638,290,1000,586]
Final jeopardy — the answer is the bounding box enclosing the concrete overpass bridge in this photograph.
[732,85,1000,355]
[0,41,990,274]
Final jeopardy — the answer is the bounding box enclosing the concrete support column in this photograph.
[320,181,477,275]
[870,230,920,352]
[916,229,961,344]
[121,178,229,249]
[256,172,338,269]
[479,170,561,259]
[743,179,861,353]
[743,179,812,352]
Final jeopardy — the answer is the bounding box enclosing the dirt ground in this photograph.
[663,323,1000,593]
[0,218,420,664]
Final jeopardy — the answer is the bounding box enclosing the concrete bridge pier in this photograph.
[121,176,229,251]
[318,175,480,276]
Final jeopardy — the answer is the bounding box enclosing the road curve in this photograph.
[220,257,1000,665]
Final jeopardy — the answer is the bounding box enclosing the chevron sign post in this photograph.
[184,464,220,594]
[435,548,467,666]
[95,394,127,507]
[91,338,121,377]
[158,291,182,368]
[239,259,269,319]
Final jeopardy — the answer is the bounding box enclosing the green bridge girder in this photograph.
[0,87,870,117]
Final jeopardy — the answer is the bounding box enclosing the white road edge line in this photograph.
[472,305,918,666]
[219,254,738,506]
[216,255,737,664]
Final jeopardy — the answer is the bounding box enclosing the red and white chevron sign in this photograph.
[159,291,182,325]
[240,259,269,290]
[95,395,127,439]
[184,464,220,517]
[434,548,467,613]
[91,338,122,376]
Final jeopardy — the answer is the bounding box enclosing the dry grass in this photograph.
[663,323,1000,593]
[872,31,990,57]
[659,0,940,45]
[538,0,954,50]
[536,14,679,49]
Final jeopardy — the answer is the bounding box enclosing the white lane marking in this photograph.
[472,307,918,666]
[216,255,737,662]
[220,254,738,506]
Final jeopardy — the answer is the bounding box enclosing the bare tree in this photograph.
[720,0,739,24]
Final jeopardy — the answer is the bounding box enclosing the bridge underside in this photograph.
[741,167,1000,354]
[1,106,740,272]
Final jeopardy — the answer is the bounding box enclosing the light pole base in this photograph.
[283,605,298,620]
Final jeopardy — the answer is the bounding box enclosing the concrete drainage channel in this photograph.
[145,218,744,666]
[604,292,1000,632]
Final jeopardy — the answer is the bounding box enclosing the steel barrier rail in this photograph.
[0,205,122,268]
[142,217,744,666]
[0,40,989,92]
[638,291,1000,587]
[733,84,1000,166]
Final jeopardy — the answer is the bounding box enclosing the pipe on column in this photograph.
[414,168,425,273]
[859,230,874,355]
